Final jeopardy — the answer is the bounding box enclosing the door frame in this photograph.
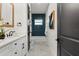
[57,3,62,56]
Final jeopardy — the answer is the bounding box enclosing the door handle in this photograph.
[57,38,64,44]
[22,43,24,49]
[57,38,59,42]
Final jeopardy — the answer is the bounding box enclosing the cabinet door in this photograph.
[0,37,27,56]
[20,37,27,56]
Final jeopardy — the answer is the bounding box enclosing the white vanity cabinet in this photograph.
[0,36,28,56]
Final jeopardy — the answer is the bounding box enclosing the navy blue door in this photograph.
[32,14,45,36]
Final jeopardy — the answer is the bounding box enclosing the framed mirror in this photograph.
[0,3,14,27]
[49,10,55,29]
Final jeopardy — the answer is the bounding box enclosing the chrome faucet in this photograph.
[9,31,15,36]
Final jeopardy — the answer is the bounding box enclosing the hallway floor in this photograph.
[27,36,53,56]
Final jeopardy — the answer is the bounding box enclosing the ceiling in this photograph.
[31,3,49,14]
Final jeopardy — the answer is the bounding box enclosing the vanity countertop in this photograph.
[0,34,26,48]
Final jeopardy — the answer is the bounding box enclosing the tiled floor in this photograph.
[27,36,53,56]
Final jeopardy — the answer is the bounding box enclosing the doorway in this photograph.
[32,14,45,36]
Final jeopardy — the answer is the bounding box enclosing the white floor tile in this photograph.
[27,36,56,56]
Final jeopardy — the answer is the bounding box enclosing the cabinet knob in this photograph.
[22,43,24,45]
[14,43,17,45]
[14,52,17,54]
[22,43,24,49]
